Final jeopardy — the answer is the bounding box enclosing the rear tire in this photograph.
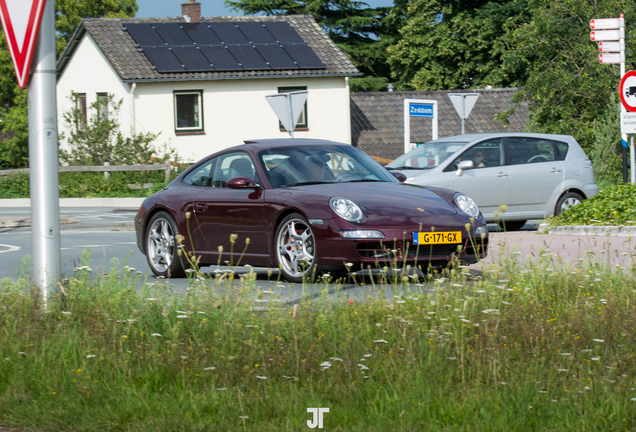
[145,211,186,278]
[275,213,317,283]
[497,220,526,231]
[555,192,583,215]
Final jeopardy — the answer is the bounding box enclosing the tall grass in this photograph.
[1,247,636,431]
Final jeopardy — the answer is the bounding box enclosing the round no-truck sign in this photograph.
[620,71,636,112]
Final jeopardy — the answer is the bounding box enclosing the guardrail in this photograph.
[0,160,172,182]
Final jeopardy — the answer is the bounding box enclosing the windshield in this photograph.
[386,141,468,170]
[258,145,396,188]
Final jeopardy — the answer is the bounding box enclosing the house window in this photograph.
[174,90,203,133]
[76,93,87,129]
[97,92,109,120]
[278,86,307,131]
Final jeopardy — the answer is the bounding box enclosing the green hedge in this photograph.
[0,170,183,199]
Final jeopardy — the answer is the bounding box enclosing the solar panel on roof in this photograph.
[263,22,305,44]
[182,23,222,45]
[153,23,194,46]
[171,46,215,71]
[283,44,326,69]
[198,45,243,71]
[124,23,165,46]
[209,22,249,44]
[236,22,276,44]
[227,45,270,70]
[255,44,298,70]
[141,47,185,72]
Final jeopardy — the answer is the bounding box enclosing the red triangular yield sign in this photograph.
[0,0,47,89]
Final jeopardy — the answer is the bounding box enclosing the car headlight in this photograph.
[454,193,480,217]
[329,197,364,222]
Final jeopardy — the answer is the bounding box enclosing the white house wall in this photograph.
[133,76,351,162]
[57,33,352,163]
[56,33,133,148]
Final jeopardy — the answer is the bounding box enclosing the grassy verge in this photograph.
[2,250,636,431]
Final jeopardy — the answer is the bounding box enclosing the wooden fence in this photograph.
[0,161,172,182]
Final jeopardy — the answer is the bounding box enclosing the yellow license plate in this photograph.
[413,231,462,245]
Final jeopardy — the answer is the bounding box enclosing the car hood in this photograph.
[283,182,457,216]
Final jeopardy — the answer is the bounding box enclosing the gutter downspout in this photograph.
[130,83,137,134]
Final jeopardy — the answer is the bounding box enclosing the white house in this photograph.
[56,2,360,162]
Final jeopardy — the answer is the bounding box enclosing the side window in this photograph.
[554,141,569,161]
[211,152,258,188]
[174,90,203,133]
[447,139,503,171]
[183,159,215,187]
[507,137,555,164]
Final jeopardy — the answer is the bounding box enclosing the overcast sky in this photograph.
[135,1,395,18]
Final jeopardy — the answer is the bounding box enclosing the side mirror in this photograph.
[456,160,474,176]
[391,171,407,182]
[226,176,260,189]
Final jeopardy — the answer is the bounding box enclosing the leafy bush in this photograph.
[548,183,636,226]
[589,94,622,186]
[60,93,177,166]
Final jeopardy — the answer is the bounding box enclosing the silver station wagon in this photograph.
[386,133,599,230]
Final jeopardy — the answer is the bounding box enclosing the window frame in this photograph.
[173,90,204,133]
[96,92,109,120]
[76,92,87,130]
[278,86,308,131]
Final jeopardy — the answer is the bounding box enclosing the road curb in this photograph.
[538,222,636,236]
[0,197,145,208]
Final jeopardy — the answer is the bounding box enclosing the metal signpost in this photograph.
[265,90,308,138]
[0,0,60,302]
[590,14,631,183]
[448,93,479,134]
[403,99,438,153]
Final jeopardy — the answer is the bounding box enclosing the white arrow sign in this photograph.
[599,53,623,64]
[265,90,308,138]
[590,18,621,29]
[598,41,622,52]
[590,29,622,41]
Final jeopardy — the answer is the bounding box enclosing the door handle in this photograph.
[195,202,208,212]
[550,168,561,173]
[497,172,508,178]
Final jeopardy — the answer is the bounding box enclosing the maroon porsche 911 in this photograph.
[135,139,489,282]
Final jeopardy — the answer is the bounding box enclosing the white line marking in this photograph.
[0,243,21,253]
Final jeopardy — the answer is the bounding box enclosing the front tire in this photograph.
[145,211,186,278]
[275,213,317,282]
[555,192,583,216]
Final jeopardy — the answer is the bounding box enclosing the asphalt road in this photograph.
[2,208,636,303]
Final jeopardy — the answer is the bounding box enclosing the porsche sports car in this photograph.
[135,139,489,282]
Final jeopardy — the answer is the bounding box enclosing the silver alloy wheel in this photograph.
[560,196,581,212]
[276,218,315,278]
[147,217,176,273]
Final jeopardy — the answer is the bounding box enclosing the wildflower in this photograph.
[230,234,238,244]
[330,357,343,362]
[217,388,228,391]
[176,315,189,319]
[86,355,96,358]
[245,238,250,245]
[197,311,206,315]
[452,284,463,287]
[557,369,568,372]
[18,352,26,356]
[61,311,72,315]
[561,353,572,356]
[185,212,191,219]
[151,333,162,337]
[374,340,388,344]
[181,356,187,359]
[396,300,406,304]
[239,416,249,419]
[147,298,158,301]
[375,323,381,328]
[364,354,372,358]
[204,367,216,371]
[255,376,268,380]
[592,339,605,343]
[499,204,507,213]
[358,364,369,370]
[591,357,600,361]
[218,245,223,253]
[345,262,353,268]
[321,361,332,369]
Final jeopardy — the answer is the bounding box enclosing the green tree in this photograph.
[225,0,402,92]
[387,0,529,91]
[0,0,138,168]
[499,0,636,155]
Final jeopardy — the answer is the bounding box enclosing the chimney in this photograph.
[181,1,201,23]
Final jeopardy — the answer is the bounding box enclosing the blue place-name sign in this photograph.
[410,103,434,118]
